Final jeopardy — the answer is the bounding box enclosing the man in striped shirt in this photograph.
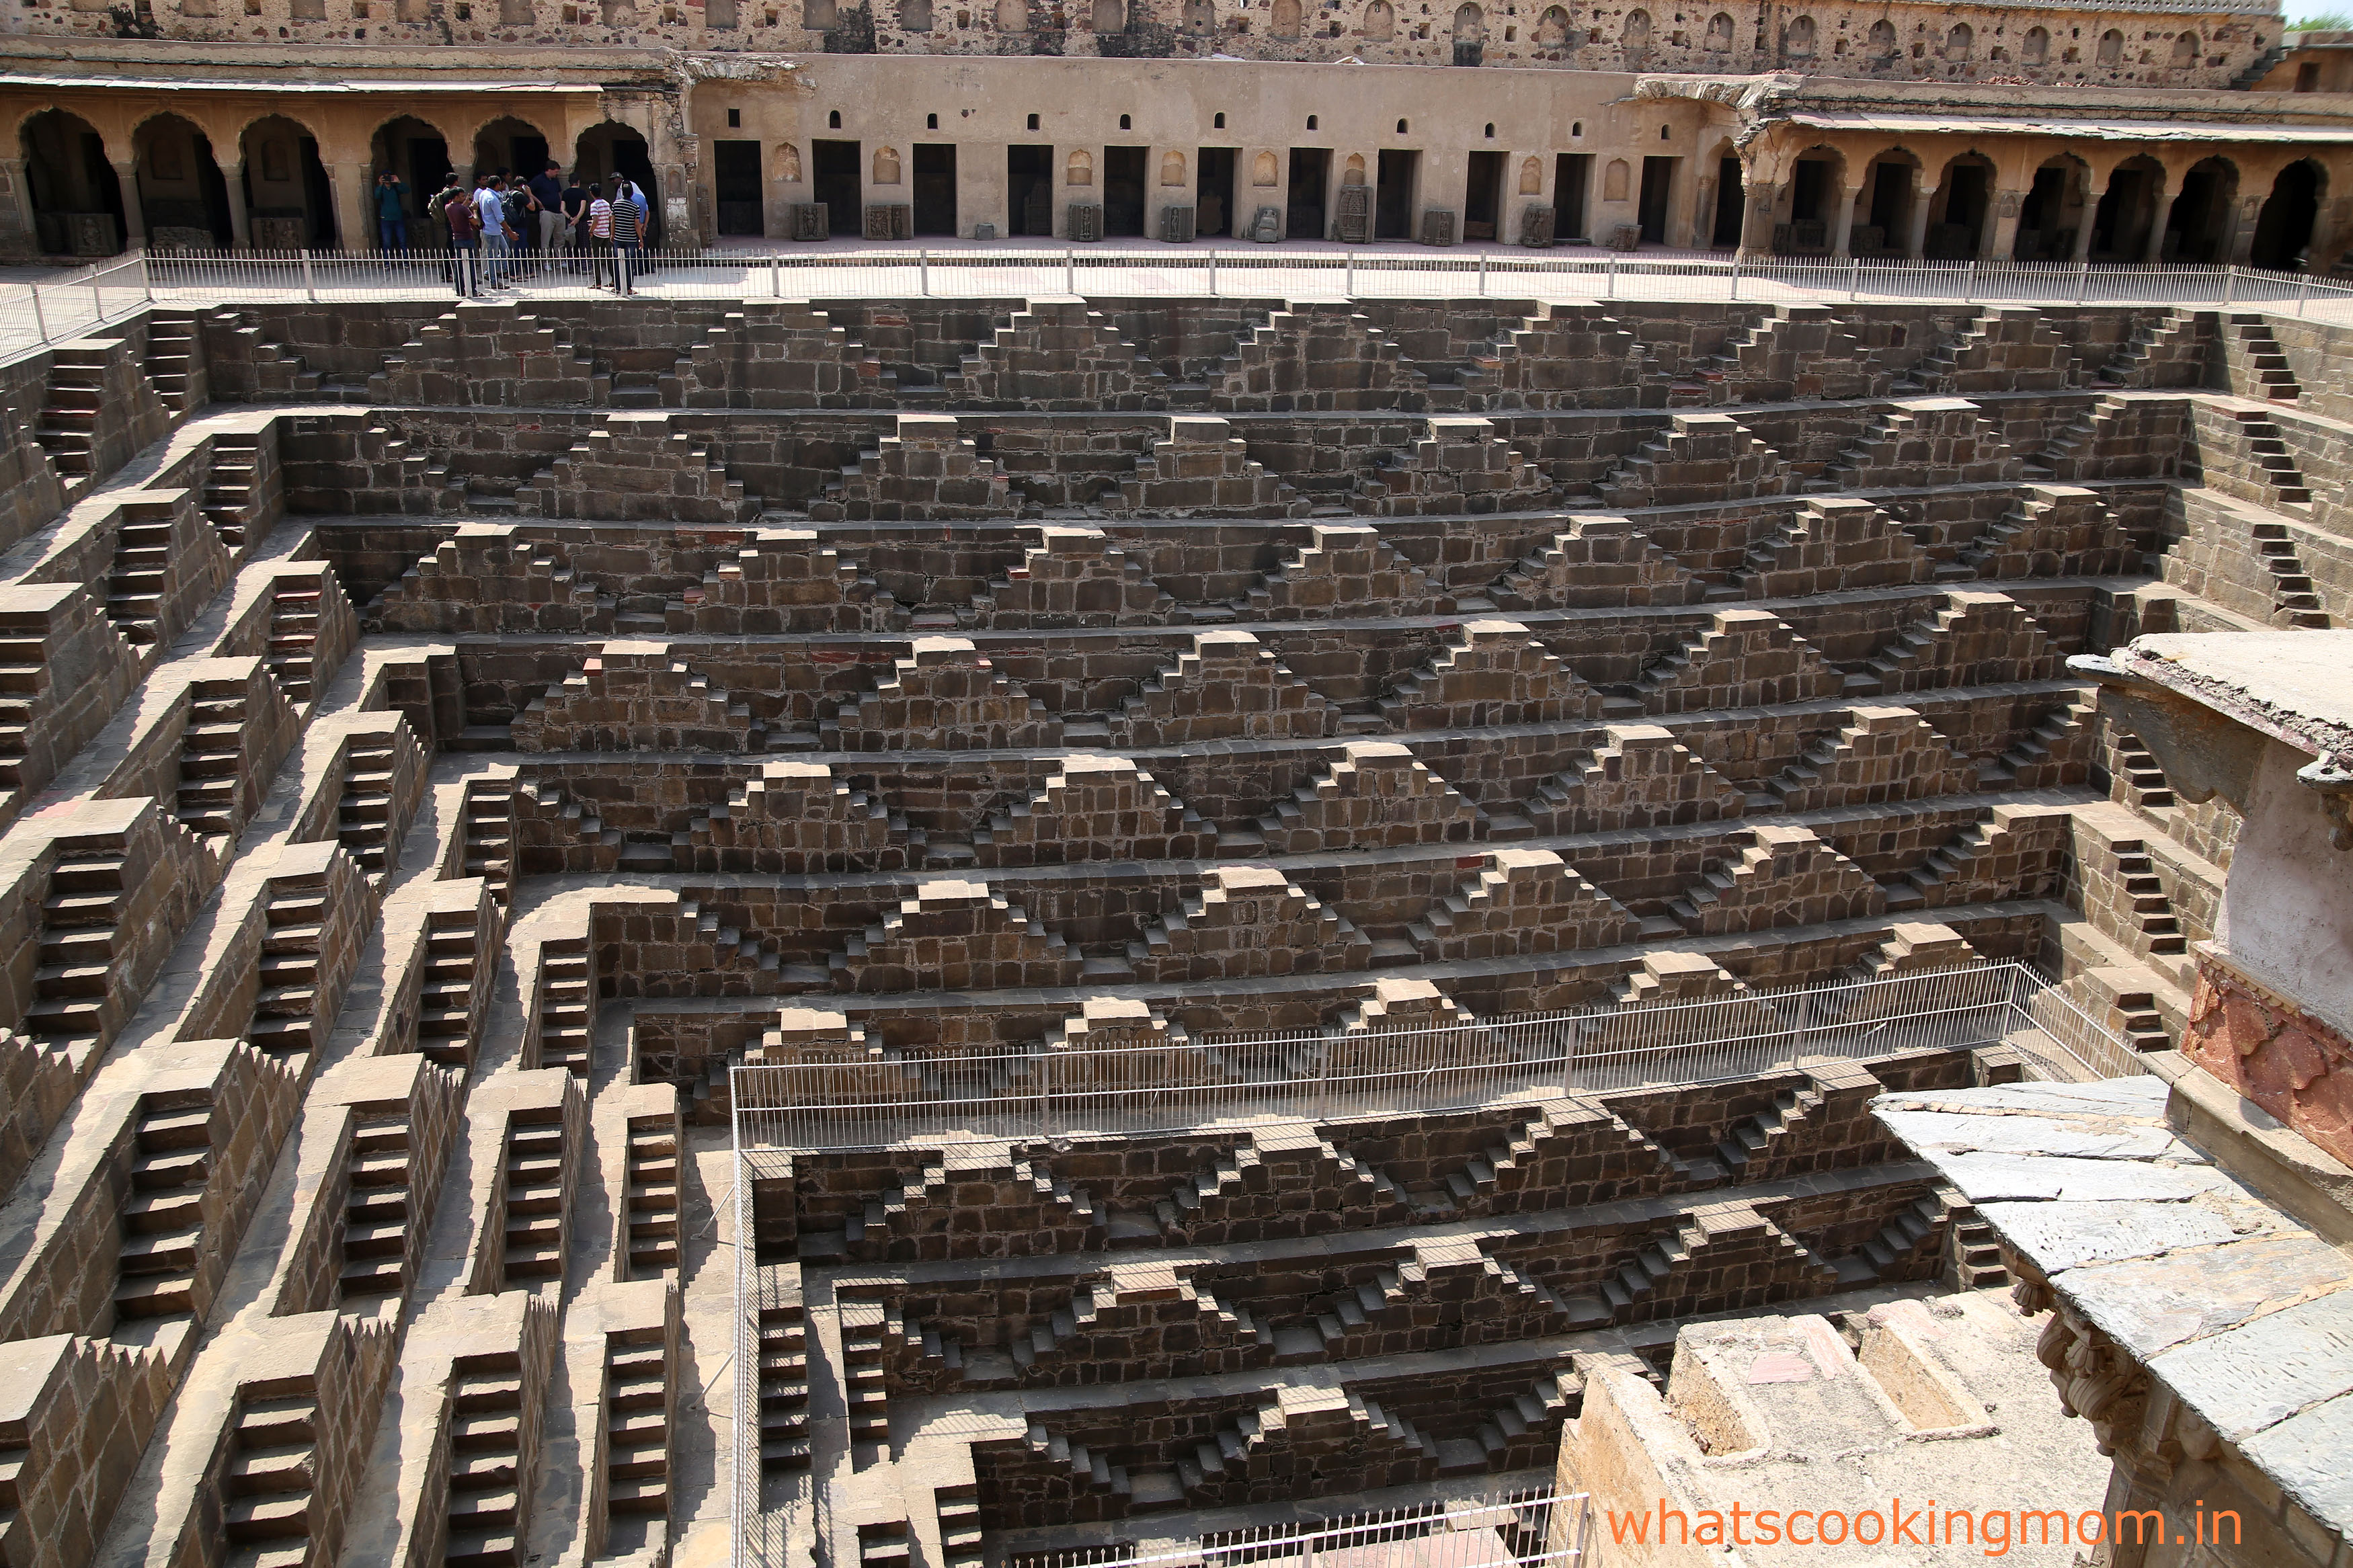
[586,185,616,290]
[610,179,645,296]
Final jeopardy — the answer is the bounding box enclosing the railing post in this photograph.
[1790,991,1812,1057]
[1847,256,1860,301]
[2223,265,2237,306]
[29,282,48,345]
[1477,251,1488,296]
[918,247,929,296]
[1605,252,1616,300]
[1064,246,1075,294]
[141,249,153,304]
[2075,259,2090,304]
[770,255,781,298]
[2299,271,2313,317]
[1964,259,1977,302]
[1728,255,1741,301]
[1345,248,1355,297]
[301,249,317,303]
[1207,248,1218,297]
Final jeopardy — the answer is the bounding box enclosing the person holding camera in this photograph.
[375,170,409,257]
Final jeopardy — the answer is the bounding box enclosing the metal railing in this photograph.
[0,253,153,349]
[731,960,2131,1154]
[1003,1487,1586,1568]
[99,245,2353,313]
[11,245,2353,362]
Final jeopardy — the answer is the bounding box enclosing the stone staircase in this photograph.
[104,501,179,645]
[2222,406,2313,507]
[757,1304,811,1473]
[333,732,401,882]
[2250,520,2331,626]
[244,880,329,1057]
[33,345,108,494]
[220,1386,321,1567]
[30,842,135,1053]
[458,780,516,909]
[443,1355,529,1568]
[201,434,262,552]
[1025,1421,1131,1501]
[338,1107,420,1298]
[623,1113,681,1276]
[172,675,253,837]
[532,936,593,1074]
[416,906,486,1069]
[2108,731,2178,810]
[2223,313,2301,402]
[498,1110,567,1285]
[144,310,202,419]
[1712,1085,1821,1178]
[113,1099,214,1324]
[601,1333,672,1529]
[264,577,327,706]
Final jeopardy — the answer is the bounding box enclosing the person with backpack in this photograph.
[442,177,481,296]
[504,177,537,280]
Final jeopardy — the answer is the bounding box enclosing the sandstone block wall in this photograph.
[0,292,2295,1568]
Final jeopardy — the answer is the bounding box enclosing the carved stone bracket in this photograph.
[2296,753,2353,851]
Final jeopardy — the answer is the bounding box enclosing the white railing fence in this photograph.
[731,959,2131,1155]
[1002,1487,1583,1568]
[0,252,153,350]
[4,245,2342,320]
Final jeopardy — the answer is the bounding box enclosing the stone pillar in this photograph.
[110,160,146,248]
[223,160,251,249]
[1,158,38,254]
[1987,185,2026,261]
[1830,183,1862,256]
[1737,180,1778,258]
[2141,185,2171,264]
[2227,193,2262,265]
[334,160,368,252]
[2071,202,2096,262]
[1904,184,1937,259]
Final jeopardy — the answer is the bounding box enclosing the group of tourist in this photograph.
[372,162,652,297]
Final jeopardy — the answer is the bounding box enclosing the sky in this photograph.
[2283,0,2346,22]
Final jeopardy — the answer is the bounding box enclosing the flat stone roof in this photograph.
[2110,630,2353,761]
[1875,1077,2353,1542]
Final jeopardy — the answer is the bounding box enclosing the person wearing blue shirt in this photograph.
[375,171,409,257]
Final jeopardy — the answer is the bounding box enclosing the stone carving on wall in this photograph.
[1068,149,1093,185]
[1253,151,1279,186]
[775,142,802,182]
[1160,151,1187,185]
[873,147,901,183]
[1519,156,1542,194]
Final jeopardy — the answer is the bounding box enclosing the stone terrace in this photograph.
[0,290,2325,1568]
